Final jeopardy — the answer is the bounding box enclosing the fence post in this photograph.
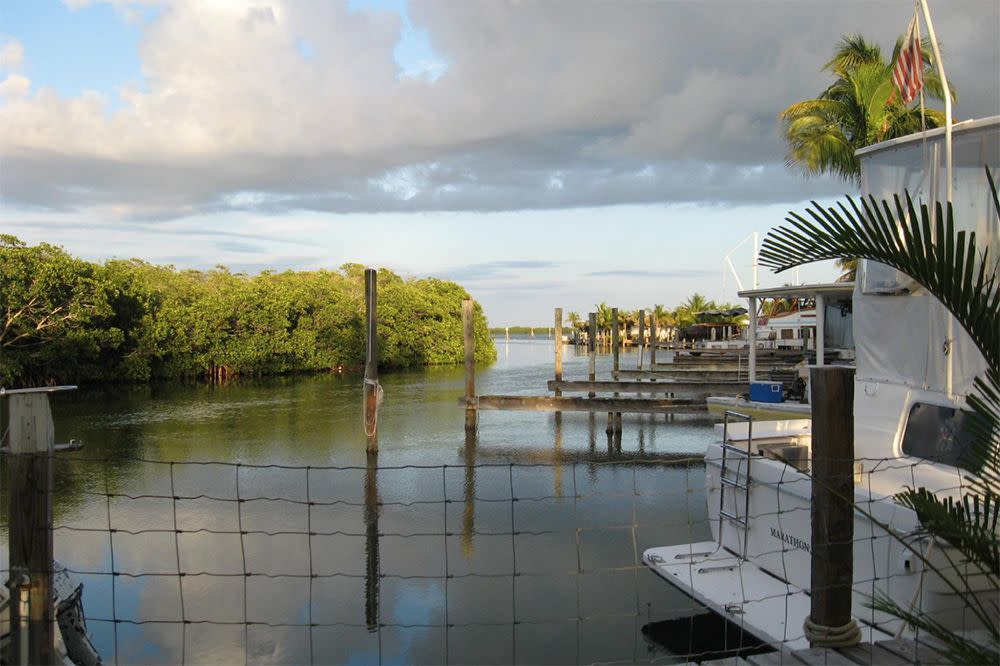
[463,299,477,431]
[6,393,56,666]
[588,313,597,398]
[805,366,860,647]
[554,308,563,398]
[363,269,379,454]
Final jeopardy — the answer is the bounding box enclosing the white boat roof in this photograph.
[737,282,854,300]
[854,115,1000,157]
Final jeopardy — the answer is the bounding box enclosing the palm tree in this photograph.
[566,311,581,330]
[835,258,858,282]
[759,169,999,664]
[673,293,713,329]
[781,34,955,184]
[594,302,614,334]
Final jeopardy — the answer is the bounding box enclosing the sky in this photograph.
[2,1,998,325]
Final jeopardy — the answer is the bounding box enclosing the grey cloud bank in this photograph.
[1,1,997,220]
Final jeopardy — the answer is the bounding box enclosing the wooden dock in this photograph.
[547,379,744,395]
[615,369,749,382]
[460,395,707,414]
[695,638,949,665]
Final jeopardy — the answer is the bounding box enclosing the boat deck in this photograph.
[644,543,952,665]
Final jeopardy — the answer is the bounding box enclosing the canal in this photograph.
[4,336,721,664]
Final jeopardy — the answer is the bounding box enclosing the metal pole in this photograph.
[748,297,758,382]
[918,0,952,203]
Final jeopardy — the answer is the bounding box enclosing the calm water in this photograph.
[4,336,722,664]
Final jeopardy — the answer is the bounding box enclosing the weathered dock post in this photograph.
[609,308,621,433]
[649,315,658,366]
[6,392,56,666]
[637,309,645,370]
[554,308,563,398]
[588,312,597,398]
[363,268,380,453]
[463,299,477,431]
[805,366,860,648]
[611,308,620,375]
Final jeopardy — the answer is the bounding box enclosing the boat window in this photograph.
[901,403,980,471]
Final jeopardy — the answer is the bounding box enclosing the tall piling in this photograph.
[805,366,860,648]
[610,307,621,433]
[463,299,477,431]
[554,308,563,398]
[588,312,597,398]
[363,269,379,453]
[649,315,657,366]
[637,309,645,370]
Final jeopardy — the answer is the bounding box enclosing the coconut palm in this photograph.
[834,258,858,282]
[759,168,999,664]
[594,302,614,333]
[781,34,955,185]
[673,293,713,329]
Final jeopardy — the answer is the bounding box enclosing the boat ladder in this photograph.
[719,410,753,560]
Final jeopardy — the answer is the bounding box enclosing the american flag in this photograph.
[892,14,924,105]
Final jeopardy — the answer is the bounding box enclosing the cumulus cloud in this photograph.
[2,0,997,218]
[0,39,24,70]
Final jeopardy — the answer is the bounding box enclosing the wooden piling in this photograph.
[554,308,563,398]
[611,308,620,374]
[588,312,597,398]
[611,307,620,432]
[6,393,56,666]
[637,309,645,370]
[807,366,859,647]
[649,315,657,366]
[364,269,379,453]
[463,299,477,431]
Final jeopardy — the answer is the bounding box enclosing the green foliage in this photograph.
[759,167,999,661]
[781,33,954,184]
[0,239,495,385]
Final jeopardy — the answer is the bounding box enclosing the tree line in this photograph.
[0,235,495,386]
[566,293,746,336]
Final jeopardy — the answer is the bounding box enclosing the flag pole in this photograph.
[917,0,954,399]
[917,0,952,203]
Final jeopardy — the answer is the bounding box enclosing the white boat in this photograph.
[643,117,1000,652]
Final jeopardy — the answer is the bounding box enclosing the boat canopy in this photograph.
[855,116,997,399]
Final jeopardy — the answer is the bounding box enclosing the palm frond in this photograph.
[869,592,999,664]
[759,168,999,372]
[896,488,1000,577]
[760,167,1000,494]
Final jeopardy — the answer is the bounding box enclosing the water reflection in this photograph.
[462,423,476,557]
[4,337,722,664]
[364,454,380,633]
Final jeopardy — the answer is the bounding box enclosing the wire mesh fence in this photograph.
[2,447,991,665]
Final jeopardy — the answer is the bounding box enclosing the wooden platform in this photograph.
[615,369,749,382]
[547,379,744,395]
[460,395,707,413]
[696,638,949,664]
